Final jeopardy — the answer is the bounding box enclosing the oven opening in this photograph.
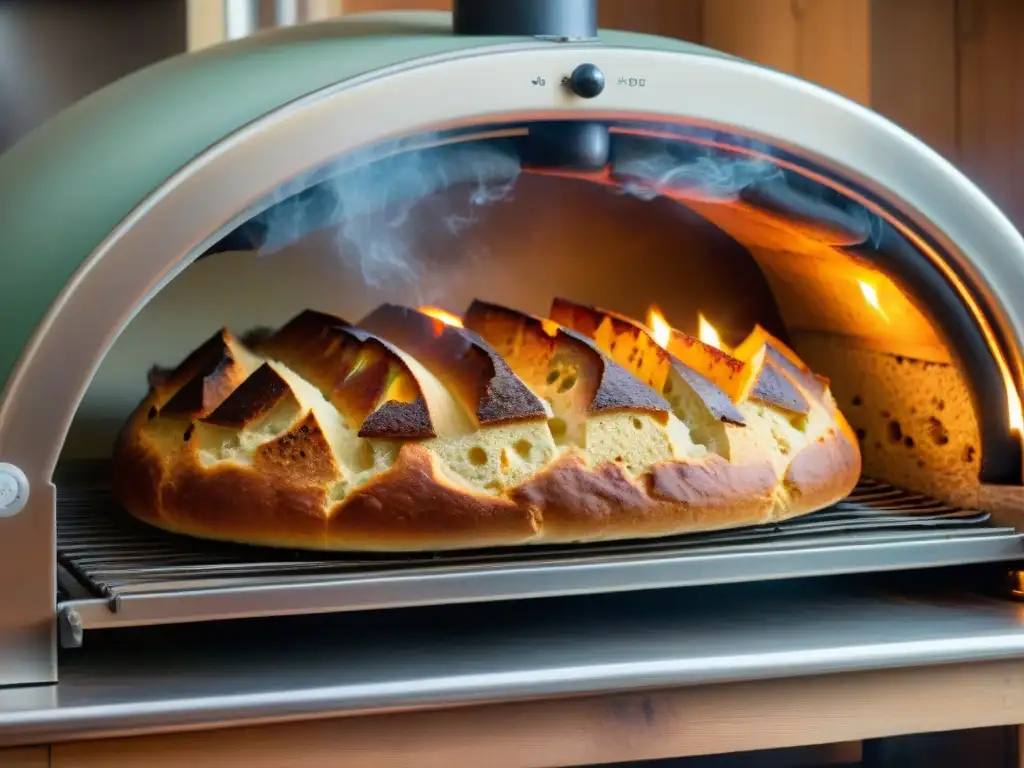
[53,118,1024,639]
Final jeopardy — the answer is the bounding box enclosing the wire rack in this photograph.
[58,476,1002,602]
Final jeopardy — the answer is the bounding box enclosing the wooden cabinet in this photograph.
[0,746,49,768]
[956,0,1024,233]
[36,659,1024,767]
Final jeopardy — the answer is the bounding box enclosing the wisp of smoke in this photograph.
[252,135,521,289]
[613,131,883,247]
[244,126,884,292]
[612,133,783,202]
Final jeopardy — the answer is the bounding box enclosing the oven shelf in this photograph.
[55,477,1024,645]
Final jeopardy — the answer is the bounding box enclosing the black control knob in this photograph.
[569,63,605,99]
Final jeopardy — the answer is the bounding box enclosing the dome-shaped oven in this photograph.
[2,10,1024,687]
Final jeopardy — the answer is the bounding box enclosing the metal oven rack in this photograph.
[56,476,1024,646]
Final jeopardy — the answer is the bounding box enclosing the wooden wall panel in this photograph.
[186,0,225,51]
[700,0,961,161]
[599,0,703,40]
[340,0,446,13]
[305,0,345,19]
[697,0,1024,231]
[0,746,50,768]
[870,0,958,161]
[702,0,870,105]
[338,0,704,40]
[956,0,1024,229]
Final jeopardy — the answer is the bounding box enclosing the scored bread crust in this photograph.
[113,414,793,550]
[111,306,862,552]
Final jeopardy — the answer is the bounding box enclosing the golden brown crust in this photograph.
[115,413,834,550]
[667,329,746,382]
[734,325,830,398]
[359,303,549,426]
[162,458,332,547]
[258,312,437,439]
[259,309,349,353]
[512,453,656,540]
[110,302,863,552]
[110,395,165,529]
[339,327,436,439]
[327,445,541,549]
[549,297,744,425]
[252,412,345,488]
[512,452,779,541]
[113,420,537,550]
[549,297,605,340]
[647,454,778,522]
[113,404,858,551]
[358,398,434,440]
[464,300,669,417]
[158,329,257,417]
[584,333,670,415]
[783,419,863,515]
[202,363,291,428]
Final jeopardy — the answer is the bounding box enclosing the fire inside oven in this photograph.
[55,118,1024,639]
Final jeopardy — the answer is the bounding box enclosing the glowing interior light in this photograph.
[417,305,463,328]
[858,279,890,322]
[647,306,671,348]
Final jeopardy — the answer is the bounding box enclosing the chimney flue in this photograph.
[452,0,598,39]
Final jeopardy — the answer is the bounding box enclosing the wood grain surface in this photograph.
[51,659,1024,768]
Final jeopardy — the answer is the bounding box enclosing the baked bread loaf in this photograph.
[111,299,861,551]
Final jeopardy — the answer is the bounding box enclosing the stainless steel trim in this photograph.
[0,43,546,688]
[4,44,1024,685]
[60,529,1024,634]
[8,582,1024,746]
[54,477,1018,638]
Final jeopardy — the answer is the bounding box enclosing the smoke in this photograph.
[611,132,883,248]
[612,134,784,202]
[239,126,884,294]
[251,135,522,288]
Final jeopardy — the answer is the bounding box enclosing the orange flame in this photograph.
[540,318,561,337]
[1005,369,1024,434]
[417,305,463,328]
[646,306,671,349]
[698,313,723,350]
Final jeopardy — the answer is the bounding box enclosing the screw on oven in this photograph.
[0,463,29,518]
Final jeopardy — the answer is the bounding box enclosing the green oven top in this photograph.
[0,12,725,391]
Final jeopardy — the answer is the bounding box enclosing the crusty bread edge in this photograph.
[781,406,862,517]
[111,394,861,552]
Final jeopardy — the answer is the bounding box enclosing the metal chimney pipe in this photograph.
[452,0,598,38]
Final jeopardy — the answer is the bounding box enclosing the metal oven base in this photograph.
[55,476,1024,646]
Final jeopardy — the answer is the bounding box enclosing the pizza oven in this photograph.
[2,1,1024,690]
